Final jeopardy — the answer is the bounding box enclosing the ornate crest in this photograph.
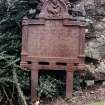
[39,0,70,18]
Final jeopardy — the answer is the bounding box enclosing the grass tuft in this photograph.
[86,101,105,105]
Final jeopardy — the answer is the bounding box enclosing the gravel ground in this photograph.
[40,85,105,105]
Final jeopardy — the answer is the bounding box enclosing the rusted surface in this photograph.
[21,18,85,69]
[20,0,85,102]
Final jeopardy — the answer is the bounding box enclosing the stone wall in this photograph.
[74,0,105,75]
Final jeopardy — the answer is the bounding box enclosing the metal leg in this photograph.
[66,64,74,98]
[31,63,38,103]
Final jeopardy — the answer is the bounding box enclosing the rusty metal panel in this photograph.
[20,0,86,100]
[27,20,80,58]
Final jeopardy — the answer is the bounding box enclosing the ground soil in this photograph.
[41,85,105,105]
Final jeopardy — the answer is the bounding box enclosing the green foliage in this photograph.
[0,52,17,104]
[84,71,94,80]
[0,0,31,104]
[85,101,105,105]
[0,0,29,57]
[0,51,29,105]
[73,72,82,91]
[38,74,64,98]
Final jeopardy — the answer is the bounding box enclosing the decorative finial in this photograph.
[39,0,71,18]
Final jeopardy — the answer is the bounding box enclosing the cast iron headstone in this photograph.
[20,0,85,103]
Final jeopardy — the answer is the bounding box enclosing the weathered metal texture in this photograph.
[21,18,85,69]
[20,0,85,103]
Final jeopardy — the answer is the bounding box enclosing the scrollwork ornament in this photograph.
[39,0,71,18]
[47,0,61,17]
